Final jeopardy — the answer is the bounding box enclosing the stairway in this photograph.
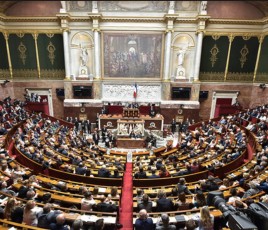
[119,162,133,230]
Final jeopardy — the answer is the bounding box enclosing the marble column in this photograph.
[63,29,71,80]
[163,31,172,80]
[94,29,101,79]
[193,31,204,81]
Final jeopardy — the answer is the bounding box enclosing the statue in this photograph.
[200,1,207,14]
[177,48,186,66]
[80,46,88,66]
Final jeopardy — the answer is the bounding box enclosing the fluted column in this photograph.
[63,29,71,80]
[163,30,172,80]
[3,32,13,78]
[93,29,101,79]
[224,35,234,81]
[253,35,264,82]
[193,31,204,81]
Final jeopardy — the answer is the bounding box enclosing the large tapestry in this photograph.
[103,33,163,78]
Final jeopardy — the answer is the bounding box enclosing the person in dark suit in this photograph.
[75,163,87,175]
[137,194,153,212]
[92,130,100,145]
[74,117,79,131]
[134,166,147,179]
[98,165,111,178]
[95,196,117,213]
[101,125,108,142]
[129,130,136,138]
[171,118,176,133]
[156,191,174,212]
[149,105,156,117]
[86,120,91,133]
[148,168,160,178]
[135,209,154,230]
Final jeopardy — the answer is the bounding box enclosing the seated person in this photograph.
[136,131,142,139]
[129,130,136,138]
[94,195,117,213]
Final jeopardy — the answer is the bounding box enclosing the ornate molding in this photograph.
[102,83,161,102]
[204,32,262,37]
[208,18,265,25]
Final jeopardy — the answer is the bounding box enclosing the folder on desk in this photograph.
[175,215,186,223]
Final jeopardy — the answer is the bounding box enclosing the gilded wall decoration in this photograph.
[16,33,24,38]
[68,1,92,11]
[40,69,65,79]
[240,45,249,69]
[175,1,198,11]
[226,73,253,82]
[12,69,37,79]
[99,1,168,12]
[47,42,56,65]
[210,44,219,68]
[18,42,27,65]
[199,72,224,81]
[46,34,54,39]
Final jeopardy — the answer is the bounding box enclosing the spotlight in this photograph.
[259,83,266,89]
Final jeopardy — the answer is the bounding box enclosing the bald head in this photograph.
[56,214,66,225]
[139,209,148,220]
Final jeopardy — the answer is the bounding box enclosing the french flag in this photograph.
[133,83,138,98]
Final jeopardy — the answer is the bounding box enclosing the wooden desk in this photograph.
[99,114,164,131]
[116,138,145,149]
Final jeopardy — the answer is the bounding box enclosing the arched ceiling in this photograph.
[1,1,268,18]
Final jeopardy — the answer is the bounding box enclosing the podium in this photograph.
[123,108,139,118]
[117,119,144,136]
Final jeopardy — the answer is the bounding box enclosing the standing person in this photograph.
[92,130,100,145]
[134,209,154,230]
[171,118,176,134]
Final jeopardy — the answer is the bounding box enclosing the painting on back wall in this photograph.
[103,33,163,78]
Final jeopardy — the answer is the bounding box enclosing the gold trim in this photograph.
[46,34,54,38]
[18,42,27,65]
[212,35,220,40]
[3,32,12,78]
[12,69,38,79]
[47,42,56,65]
[210,44,219,68]
[226,72,253,82]
[16,32,24,38]
[242,35,251,40]
[32,33,40,78]
[253,36,264,82]
[224,35,234,81]
[239,45,249,69]
[0,30,62,34]
[204,32,262,37]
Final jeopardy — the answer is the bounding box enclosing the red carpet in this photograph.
[119,162,133,230]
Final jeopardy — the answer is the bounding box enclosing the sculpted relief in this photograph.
[99,1,168,12]
[102,84,161,102]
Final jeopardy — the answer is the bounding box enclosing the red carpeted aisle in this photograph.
[119,162,133,230]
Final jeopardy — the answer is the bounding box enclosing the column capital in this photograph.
[62,28,70,33]
[3,31,9,40]
[228,34,235,43]
[165,29,174,34]
[92,28,101,32]
[32,32,39,40]
[258,35,264,44]
[196,30,205,35]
